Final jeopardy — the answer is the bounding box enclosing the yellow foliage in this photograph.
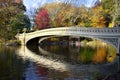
[50,38,58,41]
[106,46,117,62]
[109,22,114,28]
[78,22,85,26]
[90,6,106,27]
[106,53,116,62]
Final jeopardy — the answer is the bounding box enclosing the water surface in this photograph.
[0,43,119,80]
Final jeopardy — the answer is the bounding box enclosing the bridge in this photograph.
[16,27,120,54]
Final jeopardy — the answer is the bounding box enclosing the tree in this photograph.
[43,3,64,27]
[101,0,119,27]
[35,1,113,28]
[88,1,113,28]
[101,0,114,14]
[44,3,82,27]
[35,8,50,30]
[0,1,30,42]
[10,14,31,35]
[77,5,91,27]
[90,5,107,27]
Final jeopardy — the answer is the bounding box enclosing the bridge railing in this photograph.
[18,27,120,37]
[64,27,120,33]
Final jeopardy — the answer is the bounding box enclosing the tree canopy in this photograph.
[35,1,114,29]
[35,8,50,30]
[101,0,120,26]
[0,1,31,42]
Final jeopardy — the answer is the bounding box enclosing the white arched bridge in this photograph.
[16,27,120,54]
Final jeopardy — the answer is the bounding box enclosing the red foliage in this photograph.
[36,8,50,30]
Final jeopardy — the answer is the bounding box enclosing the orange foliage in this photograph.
[56,13,63,27]
[92,47,107,63]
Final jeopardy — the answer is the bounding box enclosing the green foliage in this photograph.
[0,2,31,42]
[101,0,119,26]
[80,46,95,63]
[84,21,92,27]
[10,14,31,32]
[101,0,114,14]
[115,15,120,26]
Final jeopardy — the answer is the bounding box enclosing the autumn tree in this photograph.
[89,6,105,27]
[44,3,83,27]
[101,0,114,14]
[77,6,91,27]
[89,1,112,28]
[35,8,51,30]
[35,0,113,28]
[0,0,30,42]
[101,0,120,27]
[61,4,80,26]
[43,3,65,27]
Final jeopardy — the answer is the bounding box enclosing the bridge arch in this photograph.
[37,35,117,50]
[17,27,120,54]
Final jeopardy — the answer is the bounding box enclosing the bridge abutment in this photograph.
[18,32,26,46]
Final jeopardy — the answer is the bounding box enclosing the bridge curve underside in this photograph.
[26,37,40,46]
[18,27,120,54]
[27,35,119,54]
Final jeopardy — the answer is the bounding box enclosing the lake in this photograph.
[0,42,119,80]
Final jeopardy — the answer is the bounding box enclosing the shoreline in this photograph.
[0,40,21,46]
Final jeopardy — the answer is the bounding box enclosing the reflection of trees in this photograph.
[92,47,107,64]
[40,45,95,64]
[92,45,117,64]
[26,45,118,79]
[41,45,69,57]
[35,64,69,79]
[80,46,96,63]
[0,46,26,80]
[47,69,69,79]
[36,65,48,76]
[41,45,81,63]
[106,46,117,62]
[40,44,117,64]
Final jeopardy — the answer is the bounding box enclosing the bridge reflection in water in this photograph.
[16,43,119,79]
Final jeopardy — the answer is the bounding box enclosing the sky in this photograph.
[23,0,97,16]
